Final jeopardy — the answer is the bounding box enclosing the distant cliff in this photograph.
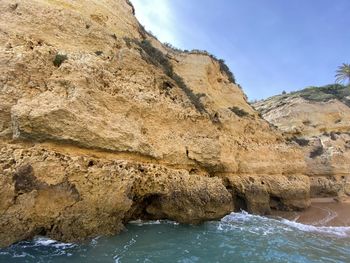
[254,84,350,199]
[0,0,310,247]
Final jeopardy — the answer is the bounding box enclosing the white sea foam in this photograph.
[279,219,350,237]
[128,219,161,225]
[34,237,56,246]
[12,252,28,258]
[220,211,350,238]
[128,219,179,226]
[33,237,76,249]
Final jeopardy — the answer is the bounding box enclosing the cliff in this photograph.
[0,0,310,247]
[254,85,350,200]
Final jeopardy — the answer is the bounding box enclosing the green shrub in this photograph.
[229,106,249,117]
[164,42,183,53]
[124,37,133,48]
[126,0,135,15]
[146,29,158,40]
[53,54,68,67]
[187,50,236,84]
[137,40,174,77]
[287,137,310,147]
[172,74,207,113]
[296,84,350,106]
[218,59,236,84]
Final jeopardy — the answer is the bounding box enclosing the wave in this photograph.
[220,211,350,238]
[280,218,350,237]
[32,237,76,249]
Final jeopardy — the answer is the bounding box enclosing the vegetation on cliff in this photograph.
[125,38,207,113]
[293,84,350,106]
[163,43,236,85]
[254,64,350,107]
[261,84,350,107]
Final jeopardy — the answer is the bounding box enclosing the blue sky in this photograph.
[131,0,350,100]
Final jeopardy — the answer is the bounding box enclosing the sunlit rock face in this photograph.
[0,0,310,247]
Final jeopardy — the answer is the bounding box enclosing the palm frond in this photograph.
[335,63,350,84]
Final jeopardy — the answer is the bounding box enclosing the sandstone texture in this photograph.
[1,0,311,247]
[254,87,350,200]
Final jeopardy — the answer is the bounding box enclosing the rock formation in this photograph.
[1,0,310,247]
[254,85,350,200]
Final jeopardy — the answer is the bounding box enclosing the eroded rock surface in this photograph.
[1,0,310,247]
[0,141,234,247]
[254,88,350,199]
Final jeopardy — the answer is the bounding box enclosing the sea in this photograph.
[1,212,349,263]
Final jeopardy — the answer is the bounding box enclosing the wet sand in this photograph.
[272,198,350,226]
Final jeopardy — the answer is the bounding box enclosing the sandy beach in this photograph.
[272,197,350,227]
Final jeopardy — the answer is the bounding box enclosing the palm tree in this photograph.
[335,63,350,85]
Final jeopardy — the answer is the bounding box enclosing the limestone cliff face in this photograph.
[254,89,350,199]
[0,0,310,247]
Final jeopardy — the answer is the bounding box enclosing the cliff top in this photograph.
[256,84,350,110]
[254,84,350,136]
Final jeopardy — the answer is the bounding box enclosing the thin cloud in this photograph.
[131,0,180,46]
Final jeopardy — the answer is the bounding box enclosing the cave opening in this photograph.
[234,194,248,212]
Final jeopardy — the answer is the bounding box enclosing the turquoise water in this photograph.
[1,212,350,263]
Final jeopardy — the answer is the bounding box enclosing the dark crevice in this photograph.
[234,194,248,212]
[269,195,283,210]
[310,146,324,158]
[10,3,18,11]
[189,168,198,174]
[222,179,248,212]
[36,227,48,236]
[211,112,220,124]
[124,194,164,223]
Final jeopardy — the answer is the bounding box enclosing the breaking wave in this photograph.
[220,211,350,238]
